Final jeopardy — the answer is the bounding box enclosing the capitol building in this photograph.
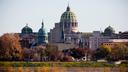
[48,6,81,45]
[19,5,128,50]
[19,5,83,50]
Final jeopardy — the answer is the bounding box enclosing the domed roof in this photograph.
[38,28,47,35]
[60,6,77,22]
[21,24,33,34]
[37,21,48,44]
[38,22,47,36]
[104,26,115,33]
[104,26,115,36]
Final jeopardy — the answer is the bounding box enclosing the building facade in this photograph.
[89,31,111,50]
[19,5,128,50]
[20,21,48,48]
[48,6,82,46]
[88,26,128,50]
[119,31,128,39]
[102,39,128,48]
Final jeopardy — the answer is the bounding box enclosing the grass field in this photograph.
[0,61,127,67]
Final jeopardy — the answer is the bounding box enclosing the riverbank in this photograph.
[0,67,128,72]
[0,61,127,67]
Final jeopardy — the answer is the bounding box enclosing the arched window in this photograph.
[72,23,75,27]
[75,23,78,27]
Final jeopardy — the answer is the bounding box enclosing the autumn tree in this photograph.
[45,44,65,61]
[93,45,110,60]
[48,51,64,61]
[93,43,128,61]
[107,43,128,61]
[35,46,47,61]
[69,48,92,59]
[23,48,35,61]
[46,44,58,53]
[0,33,22,61]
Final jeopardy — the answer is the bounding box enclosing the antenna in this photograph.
[68,0,69,7]
[41,19,44,28]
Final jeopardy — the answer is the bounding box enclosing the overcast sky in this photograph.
[0,0,128,35]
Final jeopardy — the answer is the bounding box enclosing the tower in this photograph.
[37,20,48,45]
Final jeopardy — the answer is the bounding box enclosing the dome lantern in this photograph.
[66,6,70,11]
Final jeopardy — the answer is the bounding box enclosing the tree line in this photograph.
[0,33,128,61]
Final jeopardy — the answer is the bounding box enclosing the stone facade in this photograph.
[48,6,81,45]
[20,21,48,48]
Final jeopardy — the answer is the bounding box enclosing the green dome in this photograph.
[60,6,77,22]
[37,21,48,44]
[38,28,47,36]
[104,26,115,36]
[104,26,115,33]
[38,21,47,36]
[22,24,33,34]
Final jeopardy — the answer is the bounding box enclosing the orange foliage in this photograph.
[0,33,23,60]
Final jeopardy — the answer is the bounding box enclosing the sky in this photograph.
[0,0,128,35]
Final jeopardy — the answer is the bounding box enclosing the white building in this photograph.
[89,31,128,50]
[89,31,110,50]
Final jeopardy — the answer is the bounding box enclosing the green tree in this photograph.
[23,48,35,61]
[94,45,110,60]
